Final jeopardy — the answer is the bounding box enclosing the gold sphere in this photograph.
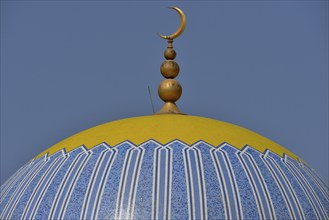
[158,79,182,102]
[164,48,176,60]
[160,60,180,78]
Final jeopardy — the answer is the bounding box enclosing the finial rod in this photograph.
[157,7,186,114]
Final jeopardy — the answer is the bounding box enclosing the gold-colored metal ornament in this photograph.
[158,79,182,102]
[158,7,186,40]
[157,6,186,114]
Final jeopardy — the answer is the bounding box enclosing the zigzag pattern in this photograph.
[1,140,328,219]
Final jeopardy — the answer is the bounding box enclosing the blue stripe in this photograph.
[0,158,43,214]
[0,160,31,202]
[85,148,115,219]
[119,148,137,219]
[246,151,276,218]
[157,148,167,219]
[286,157,328,219]
[195,143,225,219]
[23,154,67,219]
[153,147,160,219]
[170,141,189,219]
[92,149,116,219]
[165,146,172,219]
[223,151,242,219]
[115,147,134,218]
[10,151,63,219]
[296,161,329,216]
[239,152,266,219]
[184,147,194,219]
[81,150,107,219]
[113,145,144,218]
[189,149,202,219]
[302,165,329,199]
[35,147,85,220]
[215,150,237,219]
[129,147,144,218]
[220,144,260,219]
[268,152,317,219]
[195,149,206,219]
[133,142,157,220]
[264,155,302,219]
[62,145,107,219]
[50,149,89,219]
[96,142,131,219]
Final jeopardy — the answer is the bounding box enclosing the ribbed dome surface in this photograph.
[1,115,328,219]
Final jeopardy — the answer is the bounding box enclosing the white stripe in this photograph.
[126,148,140,218]
[237,152,264,220]
[267,156,305,219]
[167,146,173,220]
[262,155,295,219]
[0,158,46,220]
[304,166,329,191]
[1,161,31,191]
[30,154,68,220]
[287,160,328,219]
[163,148,169,219]
[156,148,161,219]
[210,149,229,220]
[31,155,69,219]
[220,150,242,220]
[22,152,64,219]
[93,148,117,219]
[0,160,32,203]
[59,151,91,219]
[302,165,329,201]
[194,148,207,219]
[48,149,87,219]
[183,147,193,220]
[81,148,108,220]
[243,151,276,220]
[1,158,44,217]
[128,147,145,219]
[151,146,160,219]
[115,148,134,219]
[284,158,321,219]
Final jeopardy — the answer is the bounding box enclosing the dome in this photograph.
[1,115,328,220]
[1,6,328,220]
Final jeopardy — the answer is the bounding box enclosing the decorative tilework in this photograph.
[285,156,328,219]
[35,147,86,220]
[1,140,328,220]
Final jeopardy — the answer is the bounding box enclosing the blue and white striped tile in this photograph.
[34,146,86,219]
[114,143,144,219]
[9,151,64,220]
[220,143,260,219]
[267,152,318,219]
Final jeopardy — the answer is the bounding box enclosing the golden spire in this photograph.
[157,7,186,114]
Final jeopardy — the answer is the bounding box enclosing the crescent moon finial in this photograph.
[156,7,186,114]
[159,6,186,40]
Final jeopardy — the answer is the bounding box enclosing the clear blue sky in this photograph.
[1,1,328,185]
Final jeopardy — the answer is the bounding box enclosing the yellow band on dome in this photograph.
[36,115,299,160]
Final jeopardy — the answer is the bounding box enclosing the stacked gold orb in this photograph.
[157,40,183,114]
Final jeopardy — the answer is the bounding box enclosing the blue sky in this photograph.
[1,1,328,185]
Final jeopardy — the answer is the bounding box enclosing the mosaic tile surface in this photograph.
[1,140,328,219]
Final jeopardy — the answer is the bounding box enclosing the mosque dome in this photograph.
[1,114,328,220]
[1,7,328,220]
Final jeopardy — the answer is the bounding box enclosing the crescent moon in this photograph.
[159,7,186,40]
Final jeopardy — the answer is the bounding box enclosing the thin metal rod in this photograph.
[148,85,155,114]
